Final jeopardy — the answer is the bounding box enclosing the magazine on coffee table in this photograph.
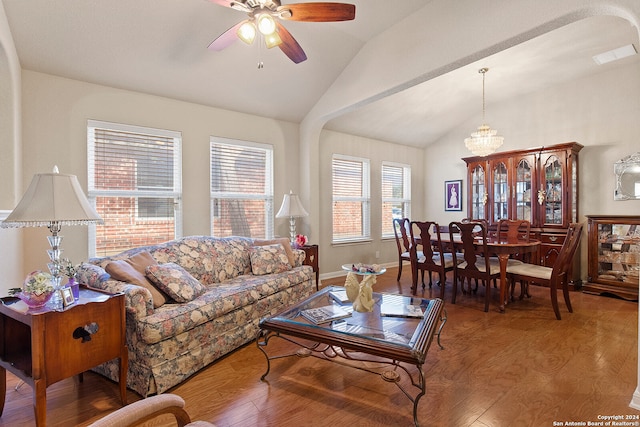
[329,289,350,304]
[301,304,352,324]
[380,304,424,318]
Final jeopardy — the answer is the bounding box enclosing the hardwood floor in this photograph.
[0,267,638,426]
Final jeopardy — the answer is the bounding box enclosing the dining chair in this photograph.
[497,219,531,243]
[506,222,583,320]
[449,221,502,312]
[461,217,494,238]
[497,219,532,262]
[393,218,416,282]
[409,221,460,298]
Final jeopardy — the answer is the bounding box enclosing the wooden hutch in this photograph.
[463,142,583,286]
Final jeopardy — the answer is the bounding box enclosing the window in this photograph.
[381,162,411,238]
[87,120,182,257]
[332,155,370,243]
[210,137,273,238]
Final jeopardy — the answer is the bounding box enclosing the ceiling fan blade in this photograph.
[276,22,307,63]
[208,21,244,51]
[278,3,356,22]
[208,0,234,7]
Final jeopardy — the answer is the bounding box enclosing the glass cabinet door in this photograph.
[542,155,563,225]
[492,161,508,222]
[470,164,486,220]
[514,158,533,222]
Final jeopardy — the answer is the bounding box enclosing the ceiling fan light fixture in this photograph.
[264,31,282,49]
[237,21,257,45]
[464,68,504,157]
[257,13,277,35]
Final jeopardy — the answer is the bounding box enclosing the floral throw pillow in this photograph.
[250,244,292,275]
[145,263,206,303]
[76,263,110,287]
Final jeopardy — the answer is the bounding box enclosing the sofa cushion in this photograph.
[253,237,295,267]
[150,236,252,284]
[146,263,206,303]
[105,251,168,308]
[135,266,314,345]
[250,244,292,275]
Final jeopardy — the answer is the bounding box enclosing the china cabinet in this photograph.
[584,215,639,300]
[463,142,583,283]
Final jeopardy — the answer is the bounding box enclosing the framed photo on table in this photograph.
[445,180,462,211]
[61,287,75,307]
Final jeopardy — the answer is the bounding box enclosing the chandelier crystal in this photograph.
[464,68,503,157]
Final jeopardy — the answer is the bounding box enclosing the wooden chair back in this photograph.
[410,221,444,269]
[393,217,412,281]
[393,218,411,254]
[461,217,490,236]
[449,221,492,280]
[410,221,454,298]
[497,219,531,243]
[550,222,583,285]
[450,221,500,311]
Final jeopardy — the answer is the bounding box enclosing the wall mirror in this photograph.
[614,152,640,200]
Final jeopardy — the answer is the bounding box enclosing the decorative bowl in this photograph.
[17,290,54,308]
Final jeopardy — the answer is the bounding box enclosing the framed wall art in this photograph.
[445,180,462,211]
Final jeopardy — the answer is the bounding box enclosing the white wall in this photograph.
[317,130,425,274]
[18,70,303,275]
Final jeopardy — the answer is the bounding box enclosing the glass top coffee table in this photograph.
[257,286,446,427]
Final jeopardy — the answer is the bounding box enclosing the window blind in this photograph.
[87,120,182,257]
[381,162,411,238]
[332,155,370,243]
[210,138,273,238]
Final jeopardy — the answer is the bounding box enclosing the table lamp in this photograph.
[0,166,104,289]
[275,190,309,244]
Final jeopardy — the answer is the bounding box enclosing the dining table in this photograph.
[438,234,541,312]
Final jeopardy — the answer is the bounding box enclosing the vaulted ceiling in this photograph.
[3,0,638,147]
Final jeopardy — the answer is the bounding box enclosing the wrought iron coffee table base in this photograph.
[257,331,430,427]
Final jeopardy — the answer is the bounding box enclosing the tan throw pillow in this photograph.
[146,263,206,303]
[250,244,292,275]
[253,237,295,267]
[105,251,167,308]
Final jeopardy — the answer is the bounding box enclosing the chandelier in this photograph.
[464,67,504,157]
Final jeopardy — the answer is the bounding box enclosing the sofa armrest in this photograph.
[91,278,155,319]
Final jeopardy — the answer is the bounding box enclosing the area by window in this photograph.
[87,120,182,257]
[381,162,411,238]
[332,154,370,243]
[210,137,274,238]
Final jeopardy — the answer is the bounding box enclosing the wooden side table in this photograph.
[0,287,127,426]
[301,244,319,290]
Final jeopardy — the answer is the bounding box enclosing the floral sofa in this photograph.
[80,236,315,397]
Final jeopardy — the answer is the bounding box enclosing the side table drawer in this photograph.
[44,295,125,385]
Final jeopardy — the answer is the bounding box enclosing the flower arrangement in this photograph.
[294,234,308,249]
[23,270,55,296]
[56,258,81,280]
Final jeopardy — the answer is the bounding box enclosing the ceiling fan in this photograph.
[207,0,356,64]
